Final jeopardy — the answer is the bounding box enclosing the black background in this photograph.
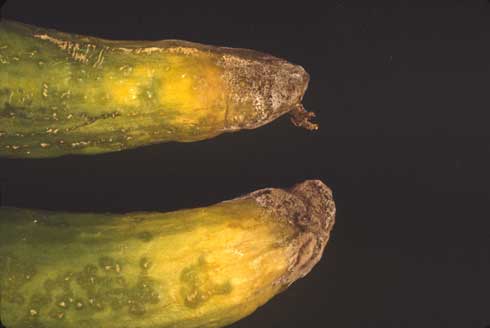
[1,1,490,327]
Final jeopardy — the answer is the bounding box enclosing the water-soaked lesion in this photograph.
[72,257,161,317]
[136,231,154,242]
[180,255,233,309]
[2,258,37,305]
[2,259,49,327]
[98,256,122,273]
[4,256,162,324]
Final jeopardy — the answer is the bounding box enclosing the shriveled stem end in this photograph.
[290,104,319,131]
[248,180,336,287]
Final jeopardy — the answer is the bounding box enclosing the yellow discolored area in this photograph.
[0,198,301,328]
[157,54,226,126]
[125,200,292,325]
[108,79,140,104]
[101,53,226,128]
[103,65,156,108]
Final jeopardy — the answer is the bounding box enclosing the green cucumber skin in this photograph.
[0,20,223,158]
[0,20,310,158]
[0,203,279,328]
[0,180,335,328]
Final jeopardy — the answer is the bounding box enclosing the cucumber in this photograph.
[0,180,335,328]
[0,19,316,158]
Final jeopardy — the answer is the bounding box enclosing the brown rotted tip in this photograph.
[248,180,336,286]
[290,104,319,131]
